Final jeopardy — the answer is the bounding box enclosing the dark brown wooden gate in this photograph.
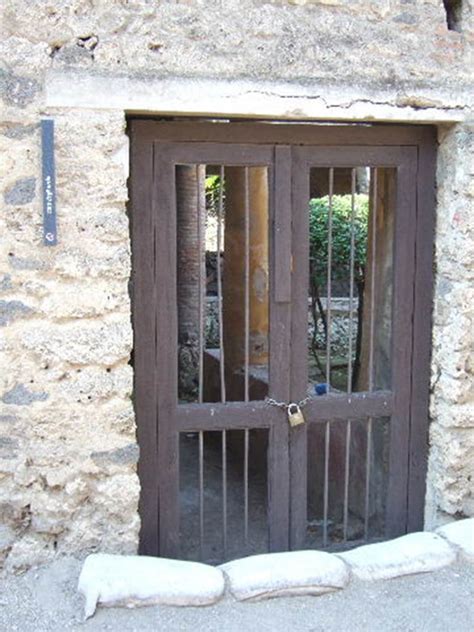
[129,120,436,561]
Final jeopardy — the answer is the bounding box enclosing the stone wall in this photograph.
[0,0,473,570]
[425,122,474,527]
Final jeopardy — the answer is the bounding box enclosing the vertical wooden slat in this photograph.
[268,147,291,552]
[244,167,250,403]
[154,145,180,558]
[217,165,226,403]
[385,151,418,538]
[243,428,249,544]
[274,150,292,303]
[323,420,331,547]
[343,419,351,541]
[197,166,205,405]
[222,429,227,557]
[130,124,159,556]
[199,430,204,559]
[364,416,373,540]
[406,138,436,532]
[365,168,377,540]
[289,148,310,549]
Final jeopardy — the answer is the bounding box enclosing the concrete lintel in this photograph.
[45,70,471,124]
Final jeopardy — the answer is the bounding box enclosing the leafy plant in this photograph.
[309,194,369,289]
[205,174,223,217]
[308,194,369,386]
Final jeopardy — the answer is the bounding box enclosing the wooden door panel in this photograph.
[290,146,418,549]
[130,120,435,561]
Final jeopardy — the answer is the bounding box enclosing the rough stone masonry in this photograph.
[0,0,473,572]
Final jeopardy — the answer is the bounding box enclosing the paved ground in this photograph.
[0,557,473,631]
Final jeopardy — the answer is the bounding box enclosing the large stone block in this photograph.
[52,247,130,280]
[21,318,132,365]
[437,519,474,561]
[338,532,456,580]
[40,281,130,319]
[78,554,226,619]
[220,550,349,601]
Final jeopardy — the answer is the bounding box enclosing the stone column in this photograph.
[223,167,269,380]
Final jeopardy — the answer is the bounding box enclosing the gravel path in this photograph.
[0,557,473,631]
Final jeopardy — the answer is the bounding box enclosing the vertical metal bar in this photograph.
[198,430,204,559]
[222,429,227,558]
[364,169,377,542]
[326,168,334,393]
[343,419,351,542]
[244,167,250,402]
[244,428,249,544]
[197,166,205,404]
[270,147,291,553]
[369,168,378,393]
[347,168,356,394]
[323,420,331,547]
[217,165,226,403]
[364,417,372,540]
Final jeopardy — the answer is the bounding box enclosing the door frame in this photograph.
[129,119,436,556]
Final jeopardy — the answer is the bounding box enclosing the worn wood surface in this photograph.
[129,120,436,558]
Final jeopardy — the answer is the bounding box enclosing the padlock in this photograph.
[287,403,305,427]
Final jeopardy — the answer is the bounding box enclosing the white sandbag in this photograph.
[338,532,456,581]
[78,553,226,619]
[220,550,350,602]
[437,518,474,561]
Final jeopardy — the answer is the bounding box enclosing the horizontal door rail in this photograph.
[304,390,393,422]
[177,401,277,431]
[154,142,274,166]
[293,146,416,168]
[176,391,393,431]
[131,120,435,147]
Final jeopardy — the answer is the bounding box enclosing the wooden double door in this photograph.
[130,121,436,562]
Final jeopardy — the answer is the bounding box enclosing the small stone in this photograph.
[392,12,419,25]
[338,532,456,580]
[1,123,39,139]
[0,524,16,553]
[0,415,17,423]
[78,554,225,619]
[0,69,40,107]
[91,444,139,467]
[436,519,474,561]
[4,177,36,205]
[0,300,34,326]
[220,550,349,602]
[0,275,13,292]
[0,436,19,458]
[2,384,49,406]
[8,255,49,271]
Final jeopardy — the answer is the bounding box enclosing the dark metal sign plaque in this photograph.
[41,119,57,246]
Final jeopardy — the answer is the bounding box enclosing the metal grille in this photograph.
[176,162,270,562]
